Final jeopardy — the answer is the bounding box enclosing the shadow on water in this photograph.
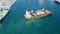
[55,1,60,5]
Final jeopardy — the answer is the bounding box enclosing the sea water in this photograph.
[0,0,60,34]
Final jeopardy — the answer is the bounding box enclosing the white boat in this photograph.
[24,8,52,19]
[0,0,16,21]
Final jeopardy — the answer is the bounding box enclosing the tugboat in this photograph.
[55,0,60,4]
[24,8,52,19]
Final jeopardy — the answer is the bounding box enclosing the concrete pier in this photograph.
[0,0,16,21]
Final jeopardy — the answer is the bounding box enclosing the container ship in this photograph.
[24,8,52,19]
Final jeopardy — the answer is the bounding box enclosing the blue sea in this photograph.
[0,0,60,34]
